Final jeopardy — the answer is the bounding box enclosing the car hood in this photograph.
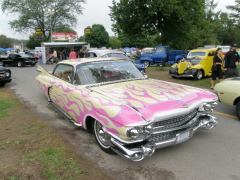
[0,66,9,71]
[88,79,217,125]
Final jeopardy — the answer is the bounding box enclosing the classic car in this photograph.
[86,49,147,73]
[0,53,38,67]
[35,58,218,161]
[0,66,12,86]
[169,48,217,80]
[215,77,240,119]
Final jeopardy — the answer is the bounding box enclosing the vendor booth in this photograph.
[38,42,90,63]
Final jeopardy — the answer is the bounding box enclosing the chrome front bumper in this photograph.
[170,74,194,78]
[109,114,218,162]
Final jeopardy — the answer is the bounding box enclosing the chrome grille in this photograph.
[0,72,5,78]
[150,120,200,143]
[153,109,198,131]
[149,132,175,142]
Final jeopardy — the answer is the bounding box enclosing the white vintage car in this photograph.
[35,57,218,161]
[215,77,240,119]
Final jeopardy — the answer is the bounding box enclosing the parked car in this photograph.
[169,48,217,80]
[86,49,147,73]
[35,57,218,161]
[0,53,38,67]
[139,46,188,67]
[0,66,12,86]
[215,77,240,119]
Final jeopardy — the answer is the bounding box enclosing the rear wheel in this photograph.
[93,120,115,154]
[236,101,240,120]
[17,61,23,67]
[194,70,203,80]
[143,61,150,67]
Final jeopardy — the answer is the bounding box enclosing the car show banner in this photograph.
[52,33,78,41]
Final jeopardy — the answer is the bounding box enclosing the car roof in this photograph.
[88,50,124,56]
[57,57,127,66]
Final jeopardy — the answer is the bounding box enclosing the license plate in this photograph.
[177,131,190,144]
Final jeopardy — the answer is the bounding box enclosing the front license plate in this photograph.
[177,131,190,144]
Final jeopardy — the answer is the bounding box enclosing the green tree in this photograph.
[54,25,77,33]
[26,34,42,49]
[0,34,12,48]
[84,24,109,48]
[78,36,85,42]
[1,0,84,42]
[109,36,122,49]
[109,0,205,49]
[226,0,240,45]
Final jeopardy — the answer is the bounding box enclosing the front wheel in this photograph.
[93,120,115,154]
[31,63,36,67]
[17,61,23,67]
[236,101,240,120]
[194,70,203,80]
[143,61,150,67]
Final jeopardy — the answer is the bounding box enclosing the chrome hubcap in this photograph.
[95,121,110,148]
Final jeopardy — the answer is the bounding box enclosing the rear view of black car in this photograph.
[0,66,12,86]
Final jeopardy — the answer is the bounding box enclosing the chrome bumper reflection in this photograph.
[109,114,218,162]
[170,74,194,78]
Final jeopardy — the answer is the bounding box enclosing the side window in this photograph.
[88,53,97,57]
[53,64,73,82]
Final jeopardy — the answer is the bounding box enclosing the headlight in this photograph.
[5,72,10,77]
[143,124,153,134]
[210,101,218,108]
[172,63,177,68]
[203,103,212,111]
[127,128,139,139]
[187,62,191,68]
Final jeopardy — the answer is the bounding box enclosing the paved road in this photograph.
[5,64,240,180]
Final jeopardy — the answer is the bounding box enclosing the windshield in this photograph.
[101,53,129,60]
[76,60,144,85]
[187,51,206,57]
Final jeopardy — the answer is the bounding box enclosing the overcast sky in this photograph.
[0,0,237,40]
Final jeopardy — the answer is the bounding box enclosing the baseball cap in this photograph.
[231,44,238,47]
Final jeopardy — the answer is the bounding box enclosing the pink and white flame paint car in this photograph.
[35,58,218,161]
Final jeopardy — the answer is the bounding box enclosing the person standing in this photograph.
[38,51,43,64]
[69,49,77,59]
[78,49,85,58]
[53,49,57,63]
[211,48,223,89]
[134,48,141,60]
[224,44,239,78]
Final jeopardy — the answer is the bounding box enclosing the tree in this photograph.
[54,25,77,33]
[109,36,122,49]
[84,24,109,48]
[109,0,206,49]
[0,34,12,48]
[226,0,240,45]
[26,34,42,49]
[1,0,84,42]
